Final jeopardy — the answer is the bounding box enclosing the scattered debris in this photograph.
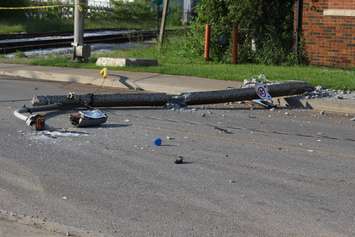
[166,136,174,140]
[320,111,325,115]
[35,130,88,139]
[304,86,334,99]
[229,180,236,184]
[166,96,186,110]
[175,156,184,164]
[304,85,354,100]
[124,119,130,123]
[242,74,272,88]
[62,196,68,200]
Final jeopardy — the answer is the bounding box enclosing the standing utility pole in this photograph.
[158,0,169,47]
[72,0,91,61]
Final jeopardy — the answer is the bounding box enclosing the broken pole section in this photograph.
[204,24,211,61]
[32,93,171,107]
[181,81,314,105]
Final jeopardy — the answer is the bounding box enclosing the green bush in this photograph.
[0,0,29,20]
[111,0,156,26]
[188,0,299,65]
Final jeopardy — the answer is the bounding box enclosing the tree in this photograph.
[191,0,295,64]
[110,0,156,24]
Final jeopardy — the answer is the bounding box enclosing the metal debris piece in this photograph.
[175,156,184,164]
[70,109,108,127]
[213,126,233,134]
[252,99,275,109]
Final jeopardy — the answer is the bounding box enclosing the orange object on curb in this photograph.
[204,24,211,61]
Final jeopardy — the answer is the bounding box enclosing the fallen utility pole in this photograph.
[16,81,314,130]
[32,81,313,107]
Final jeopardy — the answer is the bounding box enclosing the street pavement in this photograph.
[0,77,355,237]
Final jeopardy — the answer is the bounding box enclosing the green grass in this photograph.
[1,37,354,90]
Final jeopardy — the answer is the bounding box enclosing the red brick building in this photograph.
[300,0,355,68]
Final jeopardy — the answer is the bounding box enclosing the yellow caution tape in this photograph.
[0,4,86,10]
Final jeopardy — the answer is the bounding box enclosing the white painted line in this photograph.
[323,9,355,17]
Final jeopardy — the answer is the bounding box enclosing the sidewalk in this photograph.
[0,63,242,94]
[0,63,354,115]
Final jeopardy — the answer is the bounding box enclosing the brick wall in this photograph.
[328,0,355,9]
[302,0,355,68]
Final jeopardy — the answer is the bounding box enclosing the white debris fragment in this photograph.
[62,196,68,200]
[242,74,272,88]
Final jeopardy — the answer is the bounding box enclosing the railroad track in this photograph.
[0,29,157,54]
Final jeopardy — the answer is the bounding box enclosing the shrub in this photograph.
[111,0,156,26]
[189,0,299,65]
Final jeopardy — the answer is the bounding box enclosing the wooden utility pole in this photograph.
[231,25,239,64]
[158,0,169,47]
[204,24,211,61]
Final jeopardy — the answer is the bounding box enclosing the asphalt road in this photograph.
[0,77,355,237]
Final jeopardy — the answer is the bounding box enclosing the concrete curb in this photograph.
[0,70,129,90]
[284,96,355,115]
[301,98,355,115]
